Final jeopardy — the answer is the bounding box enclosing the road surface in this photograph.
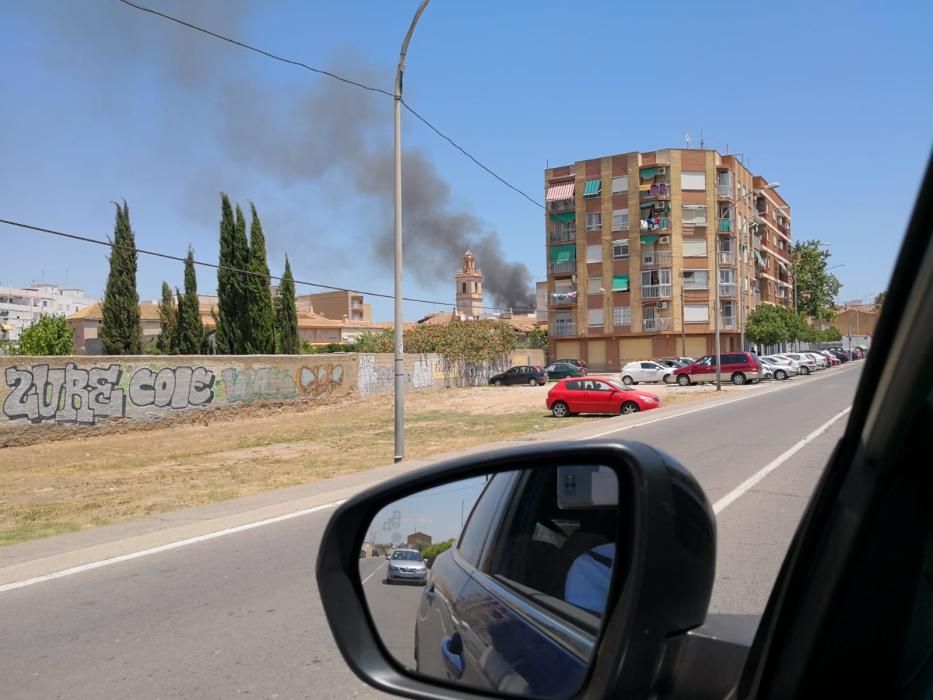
[0,364,861,699]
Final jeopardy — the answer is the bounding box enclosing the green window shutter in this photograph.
[611,275,629,291]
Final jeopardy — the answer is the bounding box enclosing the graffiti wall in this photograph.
[0,349,544,439]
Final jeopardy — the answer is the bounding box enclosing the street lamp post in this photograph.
[393,0,431,463]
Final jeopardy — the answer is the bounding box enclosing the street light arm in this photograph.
[396,0,431,98]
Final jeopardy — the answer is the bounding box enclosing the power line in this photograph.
[115,0,544,210]
[0,217,536,314]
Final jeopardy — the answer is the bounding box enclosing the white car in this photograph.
[782,353,819,375]
[762,355,801,379]
[760,358,792,380]
[620,361,674,385]
[805,352,830,369]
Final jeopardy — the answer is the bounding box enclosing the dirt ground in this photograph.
[0,380,738,546]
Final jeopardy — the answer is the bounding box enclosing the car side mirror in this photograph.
[316,440,716,699]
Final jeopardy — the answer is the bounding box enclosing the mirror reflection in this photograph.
[359,466,620,699]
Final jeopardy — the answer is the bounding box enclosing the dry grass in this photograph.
[0,381,739,546]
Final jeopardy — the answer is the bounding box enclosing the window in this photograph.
[587,276,603,295]
[684,304,710,323]
[682,205,708,225]
[612,306,631,326]
[565,380,583,391]
[586,244,602,263]
[612,239,629,259]
[586,212,602,231]
[720,268,736,284]
[681,171,707,190]
[611,175,628,194]
[588,308,604,327]
[611,209,629,231]
[683,239,708,257]
[462,282,466,293]
[458,472,514,566]
[683,270,709,289]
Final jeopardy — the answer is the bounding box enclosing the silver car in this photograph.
[762,355,800,380]
[385,548,428,585]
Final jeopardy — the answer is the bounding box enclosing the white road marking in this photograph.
[582,364,858,440]
[362,561,386,585]
[712,406,852,515]
[0,500,346,594]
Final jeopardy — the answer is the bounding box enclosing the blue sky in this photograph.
[2,0,930,319]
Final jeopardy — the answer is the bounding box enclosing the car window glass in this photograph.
[641,362,655,369]
[566,380,581,390]
[592,381,612,392]
[457,473,513,566]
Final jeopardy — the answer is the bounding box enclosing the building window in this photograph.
[586,244,602,263]
[612,306,631,326]
[682,205,708,226]
[587,276,603,295]
[462,282,466,293]
[611,175,628,194]
[683,270,709,290]
[682,238,707,257]
[587,308,604,327]
[612,239,629,260]
[611,208,629,231]
[720,268,736,285]
[586,212,602,231]
[681,171,707,191]
[684,304,710,323]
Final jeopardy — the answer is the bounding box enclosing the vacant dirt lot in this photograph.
[0,381,738,546]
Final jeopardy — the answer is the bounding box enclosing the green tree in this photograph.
[354,330,393,353]
[275,256,300,354]
[215,195,249,354]
[873,291,887,308]
[777,305,811,344]
[244,204,275,354]
[15,315,74,355]
[421,539,455,566]
[745,304,790,347]
[792,240,842,322]
[155,281,177,354]
[100,201,141,354]
[176,248,205,354]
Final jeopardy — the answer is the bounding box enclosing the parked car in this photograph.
[820,351,841,366]
[554,358,588,372]
[655,359,687,369]
[825,348,849,363]
[673,352,762,386]
[547,377,660,417]
[664,356,695,365]
[782,352,819,375]
[488,365,546,386]
[762,355,801,379]
[804,352,829,369]
[384,548,428,585]
[619,361,675,385]
[760,358,788,380]
[544,362,586,381]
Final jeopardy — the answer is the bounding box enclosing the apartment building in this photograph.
[295,290,371,323]
[545,148,792,369]
[0,283,96,341]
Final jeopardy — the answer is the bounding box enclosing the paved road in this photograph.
[0,364,861,699]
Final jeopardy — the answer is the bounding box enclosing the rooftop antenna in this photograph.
[683,132,693,149]
[699,129,705,149]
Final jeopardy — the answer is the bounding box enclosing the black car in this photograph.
[545,362,586,380]
[488,365,546,386]
[554,358,588,372]
[654,359,686,369]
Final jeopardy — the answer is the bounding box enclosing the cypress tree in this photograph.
[176,248,204,354]
[232,204,251,352]
[276,256,299,354]
[244,204,276,353]
[155,281,177,354]
[215,194,241,354]
[100,201,141,354]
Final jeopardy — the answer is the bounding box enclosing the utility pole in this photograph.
[714,235,721,391]
[393,0,431,463]
[680,282,686,358]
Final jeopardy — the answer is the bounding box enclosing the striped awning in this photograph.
[546,180,575,201]
[583,179,601,197]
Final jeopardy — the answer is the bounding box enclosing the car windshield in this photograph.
[391,551,422,561]
[0,2,914,696]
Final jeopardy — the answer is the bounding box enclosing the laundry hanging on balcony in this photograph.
[550,291,578,302]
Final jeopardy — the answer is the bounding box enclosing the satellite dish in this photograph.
[684,132,693,148]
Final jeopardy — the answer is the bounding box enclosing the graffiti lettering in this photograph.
[128,366,216,409]
[297,364,345,398]
[222,367,297,404]
[2,363,125,425]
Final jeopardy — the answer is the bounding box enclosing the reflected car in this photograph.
[545,362,587,381]
[386,549,428,585]
[547,377,660,417]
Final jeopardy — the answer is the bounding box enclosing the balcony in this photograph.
[549,260,577,275]
[719,283,737,297]
[719,250,736,266]
[640,217,671,231]
[718,219,733,232]
[721,316,737,329]
[639,183,671,200]
[549,290,577,308]
[642,250,673,267]
[716,185,733,199]
[641,284,673,299]
[643,317,673,332]
[551,322,577,337]
[549,229,576,243]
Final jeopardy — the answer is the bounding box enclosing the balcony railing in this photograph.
[641,284,673,298]
[721,316,737,329]
[640,217,671,231]
[717,185,733,198]
[549,229,575,243]
[549,260,577,274]
[551,322,577,337]
[549,291,577,307]
[718,218,733,232]
[642,250,673,266]
[719,283,737,297]
[639,183,670,199]
[643,317,673,331]
[719,251,736,265]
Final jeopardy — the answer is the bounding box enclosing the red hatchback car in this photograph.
[546,377,661,417]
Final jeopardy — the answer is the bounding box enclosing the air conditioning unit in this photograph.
[658,236,671,244]
[656,167,667,175]
[657,301,669,310]
[643,255,655,264]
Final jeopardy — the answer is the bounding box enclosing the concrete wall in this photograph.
[0,349,544,441]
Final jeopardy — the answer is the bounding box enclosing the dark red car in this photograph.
[546,376,661,417]
[673,352,762,386]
